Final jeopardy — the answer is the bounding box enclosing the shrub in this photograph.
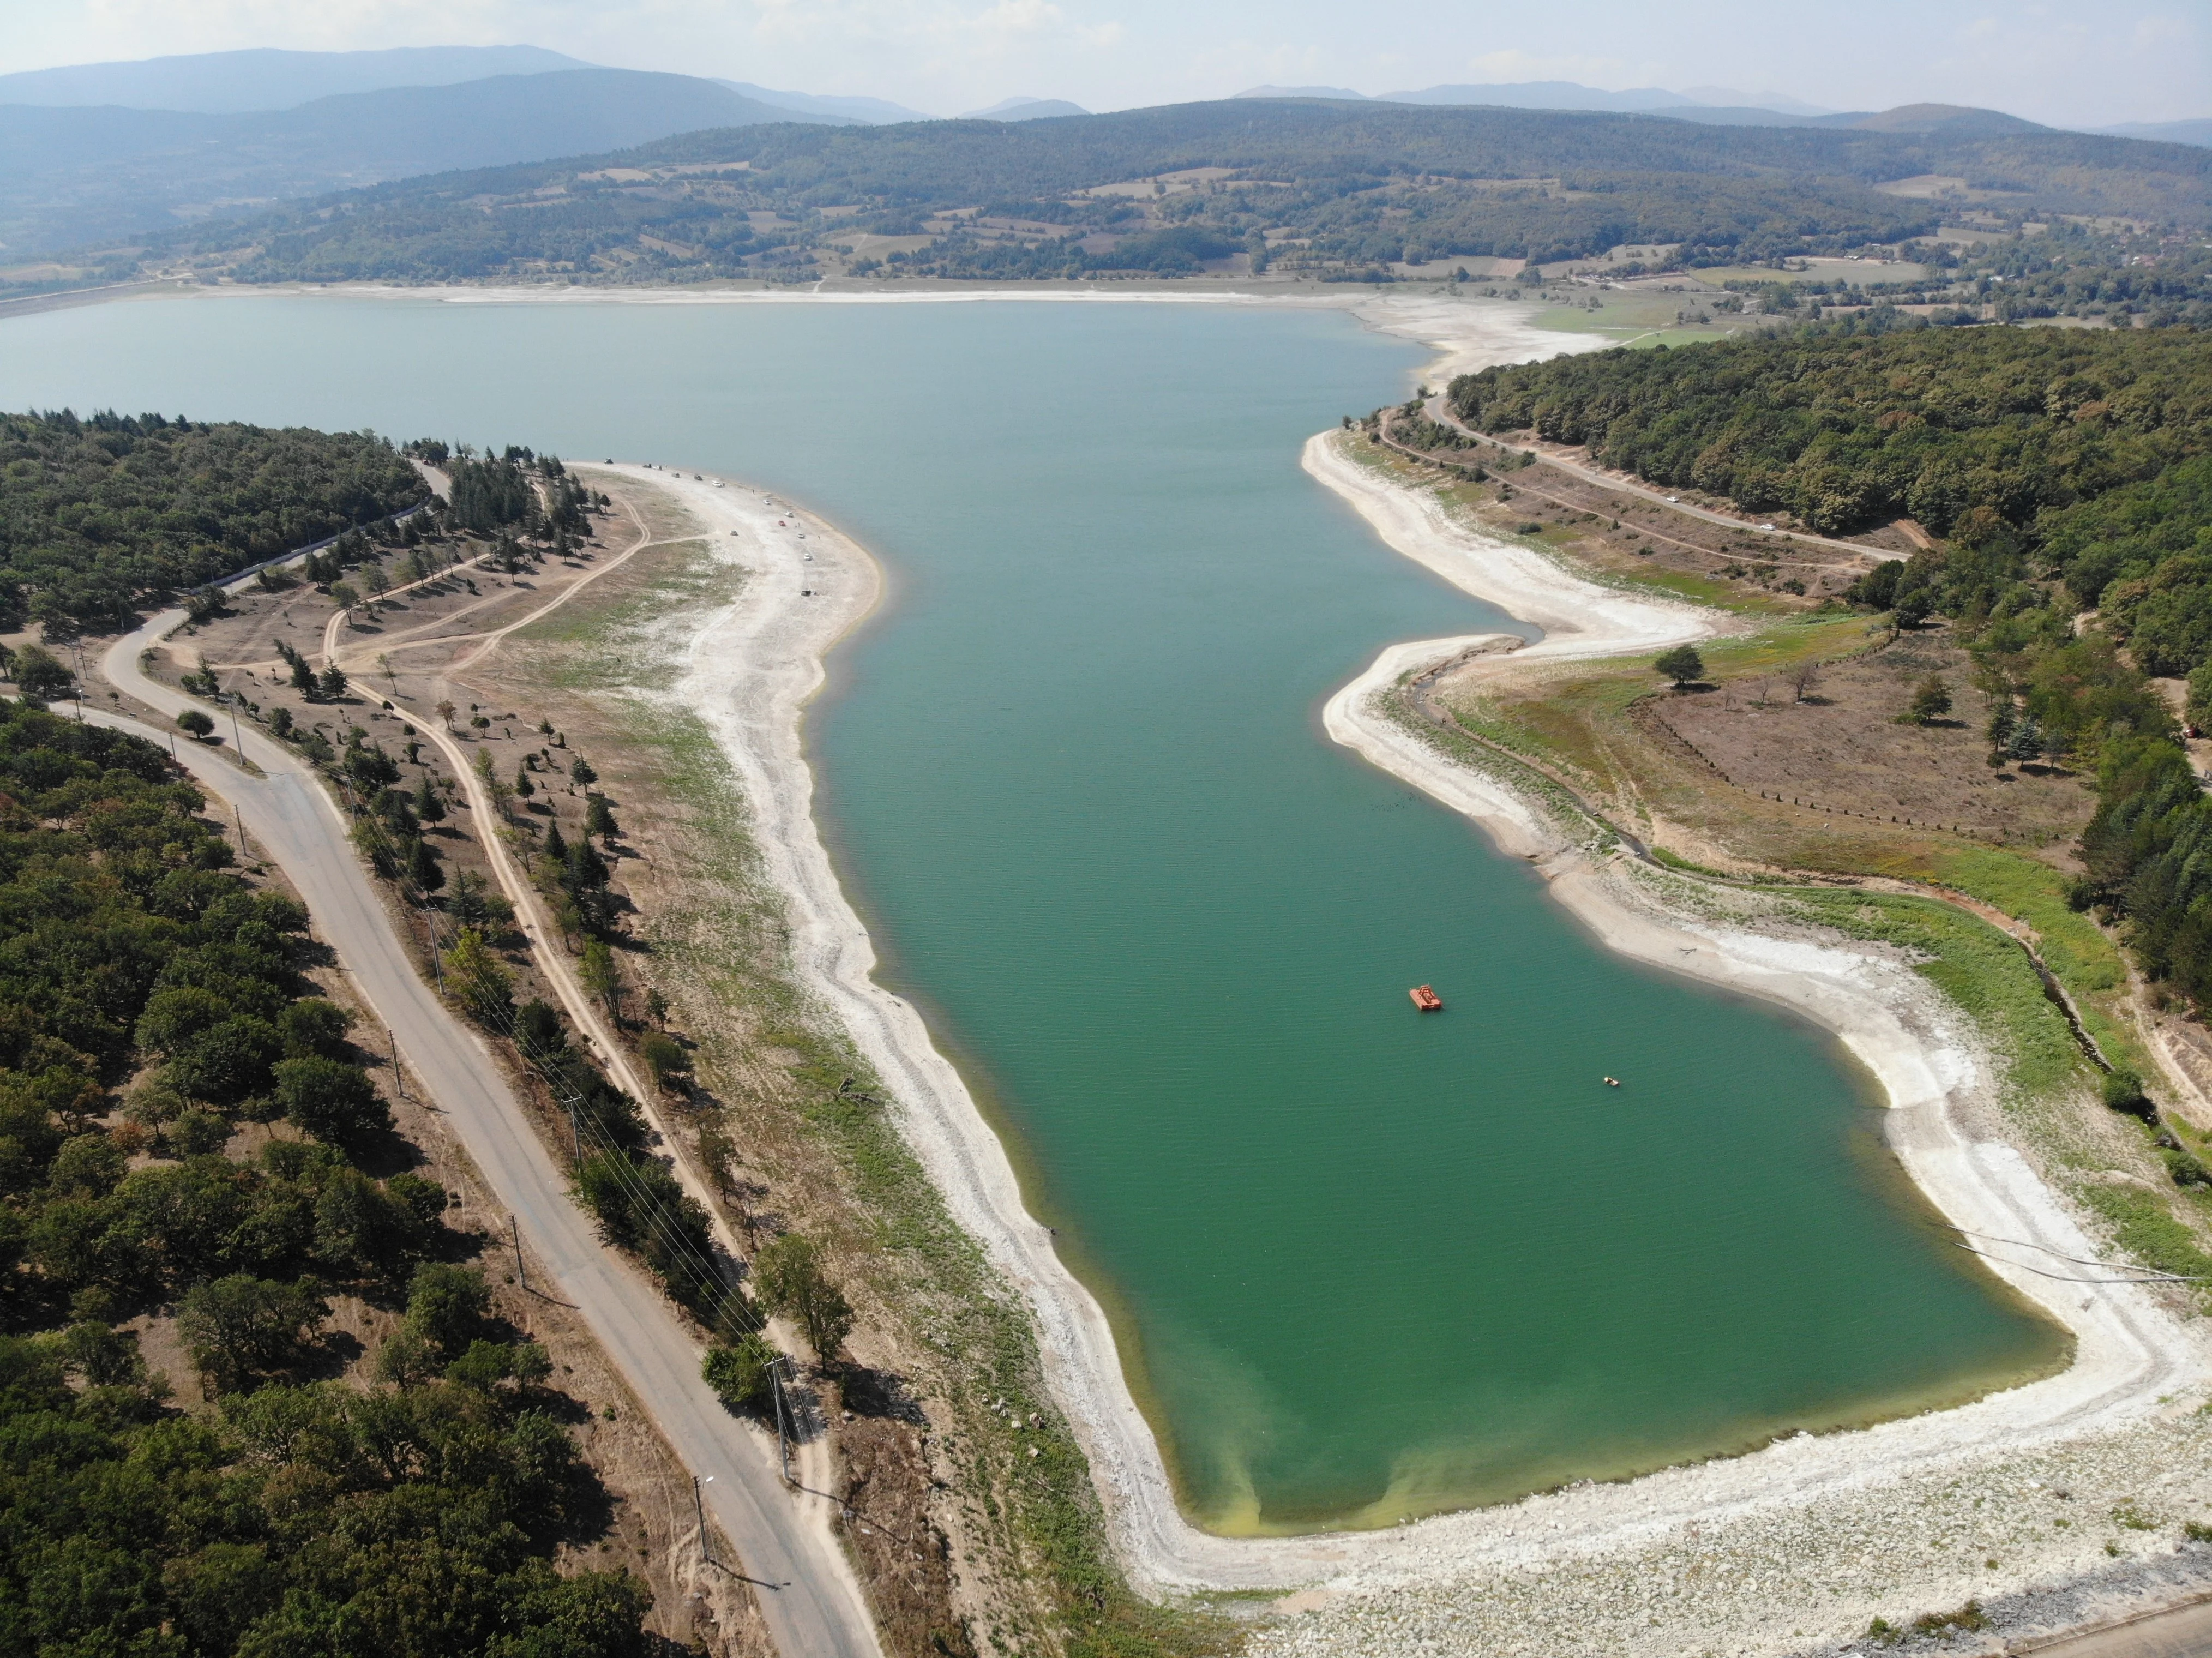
[1655,645,1705,686]
[640,1032,690,1092]
[2102,1067,2155,1119]
[702,1332,782,1413]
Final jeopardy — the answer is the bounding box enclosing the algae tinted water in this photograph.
[0,293,2063,1530]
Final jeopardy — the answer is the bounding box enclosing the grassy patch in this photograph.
[1928,846,2142,1077]
[2078,1183,2212,1285]
[1786,888,2089,1107]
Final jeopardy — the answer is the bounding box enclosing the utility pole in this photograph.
[567,1102,581,1168]
[233,804,245,854]
[694,1476,714,1566]
[510,1215,527,1293]
[226,687,243,752]
[425,911,446,994]
[387,1029,404,1100]
[771,1357,795,1486]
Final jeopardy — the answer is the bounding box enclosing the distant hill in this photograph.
[1832,103,2046,136]
[1233,86,1372,103]
[960,98,1091,121]
[0,44,591,113]
[718,82,932,124]
[0,68,846,256]
[2091,118,2212,149]
[1229,83,2048,137]
[122,97,2212,288]
[1383,82,1694,113]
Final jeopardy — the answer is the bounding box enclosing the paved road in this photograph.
[98,617,882,1658]
[1420,397,1885,566]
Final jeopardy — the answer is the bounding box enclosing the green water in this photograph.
[0,292,2064,1531]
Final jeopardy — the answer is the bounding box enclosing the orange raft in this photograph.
[1409,984,1444,1012]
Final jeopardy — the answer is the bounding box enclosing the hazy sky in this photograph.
[11,0,2207,126]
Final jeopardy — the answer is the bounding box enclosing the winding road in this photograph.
[99,597,882,1658]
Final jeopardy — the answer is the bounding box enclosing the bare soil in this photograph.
[1650,630,2096,852]
[1374,417,1878,604]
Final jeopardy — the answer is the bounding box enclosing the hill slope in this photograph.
[0,68,847,256]
[133,97,2212,286]
[0,44,593,112]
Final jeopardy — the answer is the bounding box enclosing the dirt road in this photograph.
[96,617,883,1658]
[1421,395,1884,566]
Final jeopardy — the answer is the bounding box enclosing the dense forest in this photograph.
[1446,325,2212,539]
[0,700,651,1656]
[0,410,428,634]
[129,98,2209,286]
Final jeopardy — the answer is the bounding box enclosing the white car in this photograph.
[1664,495,1680,503]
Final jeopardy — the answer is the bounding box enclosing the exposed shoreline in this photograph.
[559,295,2210,1650]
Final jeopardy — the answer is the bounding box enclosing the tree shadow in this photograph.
[840,1364,928,1427]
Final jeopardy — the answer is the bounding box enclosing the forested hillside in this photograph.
[0,700,652,1656]
[0,409,428,633]
[1451,318,2212,1017]
[1446,325,2212,538]
[124,98,2211,286]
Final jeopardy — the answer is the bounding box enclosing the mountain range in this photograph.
[0,45,2202,262]
[0,68,848,256]
[1231,82,2052,136]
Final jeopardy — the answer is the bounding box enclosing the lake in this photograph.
[0,289,2064,1530]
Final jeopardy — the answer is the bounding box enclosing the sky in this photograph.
[9,0,2207,127]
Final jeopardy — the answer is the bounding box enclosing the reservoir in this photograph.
[0,291,2064,1531]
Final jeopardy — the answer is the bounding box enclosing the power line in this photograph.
[344,785,767,1336]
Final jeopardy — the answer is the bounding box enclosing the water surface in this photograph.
[0,291,2064,1529]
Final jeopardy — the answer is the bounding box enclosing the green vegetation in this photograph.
[2080,739,2212,1012]
[701,1330,779,1413]
[0,409,426,633]
[1447,325,2211,540]
[0,697,648,1655]
[752,1233,854,1361]
[138,99,2210,286]
[1655,644,1705,684]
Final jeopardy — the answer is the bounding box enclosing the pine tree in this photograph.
[407,835,444,893]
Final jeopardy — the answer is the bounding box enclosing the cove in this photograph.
[0,291,2065,1531]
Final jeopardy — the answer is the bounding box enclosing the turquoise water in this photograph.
[0,292,2062,1530]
